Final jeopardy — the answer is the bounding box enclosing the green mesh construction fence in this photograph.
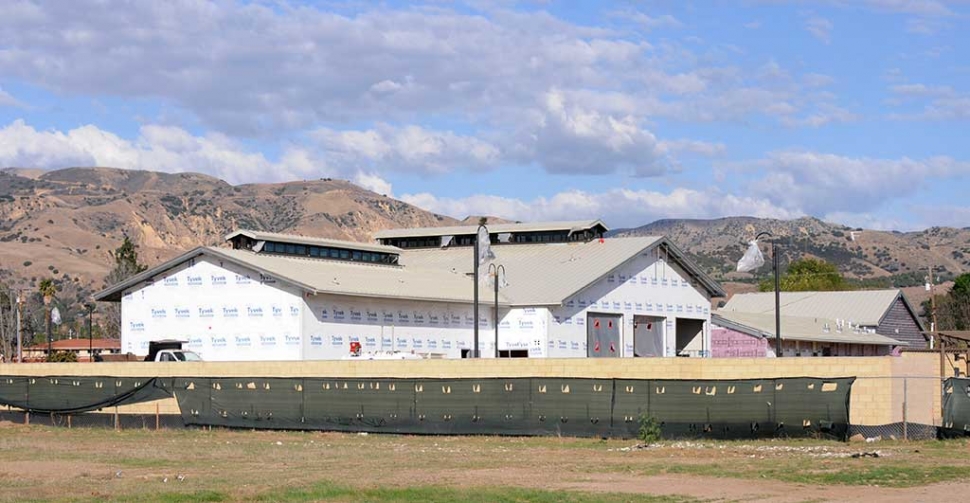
[169,376,854,439]
[0,375,854,439]
[941,377,970,438]
[0,376,171,414]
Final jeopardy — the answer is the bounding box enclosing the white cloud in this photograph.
[741,151,970,214]
[0,119,329,184]
[865,0,954,16]
[910,205,970,229]
[782,103,858,127]
[659,139,727,157]
[311,124,501,175]
[891,83,956,97]
[889,83,970,120]
[625,11,684,30]
[401,187,798,228]
[805,16,834,44]
[353,172,394,196]
[514,90,671,176]
[0,0,853,143]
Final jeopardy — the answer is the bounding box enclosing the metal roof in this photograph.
[96,235,724,307]
[400,236,724,305]
[372,219,609,240]
[720,290,906,327]
[712,311,906,346]
[226,229,401,255]
[95,247,507,305]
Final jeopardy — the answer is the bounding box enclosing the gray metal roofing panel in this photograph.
[95,246,506,305]
[712,311,906,346]
[210,248,502,304]
[226,229,402,254]
[97,236,723,307]
[399,237,664,305]
[720,290,902,326]
[372,219,608,239]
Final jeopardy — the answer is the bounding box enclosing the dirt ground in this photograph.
[0,423,968,502]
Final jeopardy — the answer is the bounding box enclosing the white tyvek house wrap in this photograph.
[121,257,303,361]
[495,307,548,357]
[549,250,712,358]
[302,294,494,359]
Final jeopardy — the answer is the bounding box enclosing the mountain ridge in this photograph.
[1,167,968,320]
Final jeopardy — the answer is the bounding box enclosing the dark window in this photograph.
[294,245,306,255]
[285,244,296,254]
[310,247,320,257]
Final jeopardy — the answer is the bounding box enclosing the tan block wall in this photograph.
[0,353,942,426]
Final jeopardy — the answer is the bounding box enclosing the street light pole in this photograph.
[15,292,22,363]
[87,303,94,362]
[488,263,506,358]
[472,223,487,358]
[756,231,782,357]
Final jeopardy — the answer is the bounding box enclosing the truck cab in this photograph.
[145,340,203,362]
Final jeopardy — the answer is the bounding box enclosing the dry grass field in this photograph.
[0,423,969,502]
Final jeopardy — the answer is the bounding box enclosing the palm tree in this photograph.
[39,279,56,355]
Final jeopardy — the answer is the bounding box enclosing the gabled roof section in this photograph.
[400,236,725,305]
[372,219,608,240]
[95,247,508,306]
[721,289,914,327]
[712,311,905,346]
[226,229,400,255]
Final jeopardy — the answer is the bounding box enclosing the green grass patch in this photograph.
[255,481,696,503]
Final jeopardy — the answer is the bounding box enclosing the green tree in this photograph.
[107,235,148,282]
[101,236,148,339]
[38,278,56,350]
[759,257,852,292]
[936,272,970,330]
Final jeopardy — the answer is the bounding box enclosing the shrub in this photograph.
[46,351,78,363]
[638,414,662,443]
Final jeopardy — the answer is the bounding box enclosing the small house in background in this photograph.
[711,289,924,357]
[23,338,122,362]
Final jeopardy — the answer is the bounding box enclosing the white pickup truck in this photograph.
[146,340,202,362]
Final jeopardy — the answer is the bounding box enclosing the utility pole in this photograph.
[16,291,23,363]
[927,265,938,332]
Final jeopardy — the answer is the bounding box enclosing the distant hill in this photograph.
[2,168,968,319]
[0,167,458,311]
[614,217,970,284]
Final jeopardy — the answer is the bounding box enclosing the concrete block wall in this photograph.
[0,353,941,426]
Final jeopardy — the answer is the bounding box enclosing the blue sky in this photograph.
[1,0,968,230]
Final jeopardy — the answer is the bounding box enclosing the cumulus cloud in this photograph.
[401,187,798,228]
[0,119,327,184]
[311,124,501,175]
[0,0,852,147]
[353,172,394,196]
[516,90,671,176]
[742,151,970,214]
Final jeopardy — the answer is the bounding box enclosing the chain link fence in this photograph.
[848,376,943,441]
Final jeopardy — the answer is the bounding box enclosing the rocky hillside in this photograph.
[615,217,970,283]
[0,167,458,305]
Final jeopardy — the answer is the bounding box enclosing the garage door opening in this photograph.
[633,315,664,357]
[587,313,621,358]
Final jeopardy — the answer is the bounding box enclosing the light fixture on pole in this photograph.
[737,232,782,357]
[488,263,507,358]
